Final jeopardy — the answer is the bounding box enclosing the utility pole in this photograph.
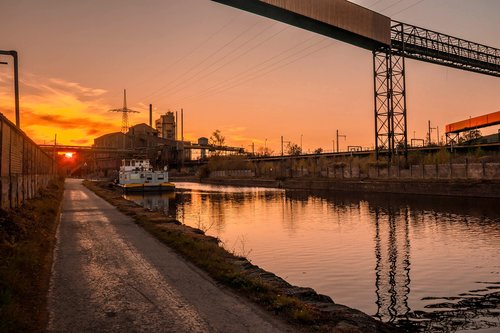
[149,104,153,128]
[175,110,178,140]
[428,120,436,146]
[53,133,57,161]
[281,136,284,156]
[300,134,303,153]
[181,108,184,142]
[336,129,346,152]
[436,126,440,145]
[280,136,291,155]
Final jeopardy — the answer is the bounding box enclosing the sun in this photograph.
[64,152,74,159]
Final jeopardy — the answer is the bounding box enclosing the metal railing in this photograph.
[391,21,500,77]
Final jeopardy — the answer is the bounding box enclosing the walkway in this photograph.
[47,179,295,333]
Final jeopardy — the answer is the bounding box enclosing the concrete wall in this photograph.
[0,114,55,209]
[211,170,255,178]
[365,162,500,180]
[246,159,500,181]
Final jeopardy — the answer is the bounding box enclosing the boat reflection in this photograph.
[124,192,176,218]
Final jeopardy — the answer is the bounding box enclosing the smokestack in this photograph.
[175,111,178,141]
[181,108,184,142]
[149,104,152,127]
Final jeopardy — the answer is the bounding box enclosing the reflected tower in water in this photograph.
[373,206,411,322]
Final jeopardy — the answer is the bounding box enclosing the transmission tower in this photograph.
[109,89,140,133]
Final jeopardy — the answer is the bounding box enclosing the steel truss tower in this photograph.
[373,49,407,161]
[109,89,140,133]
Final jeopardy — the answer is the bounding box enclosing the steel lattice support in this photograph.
[391,21,500,78]
[373,49,408,161]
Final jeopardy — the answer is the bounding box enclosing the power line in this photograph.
[159,24,288,100]
[174,39,332,105]
[389,0,426,16]
[378,0,404,13]
[366,0,387,9]
[169,35,321,104]
[140,18,264,102]
[152,22,279,100]
[188,41,333,103]
[132,12,242,103]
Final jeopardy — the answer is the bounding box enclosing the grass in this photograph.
[0,178,65,333]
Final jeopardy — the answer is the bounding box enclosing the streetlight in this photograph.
[0,50,20,128]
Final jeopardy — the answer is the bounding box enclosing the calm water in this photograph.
[125,182,500,332]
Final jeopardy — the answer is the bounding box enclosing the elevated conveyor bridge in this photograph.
[212,0,500,160]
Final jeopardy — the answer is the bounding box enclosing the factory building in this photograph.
[93,121,191,173]
[155,112,176,140]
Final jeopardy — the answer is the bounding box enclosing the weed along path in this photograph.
[47,179,296,333]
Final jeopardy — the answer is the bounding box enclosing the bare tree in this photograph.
[286,142,302,155]
[256,146,273,157]
[314,147,323,154]
[210,129,226,146]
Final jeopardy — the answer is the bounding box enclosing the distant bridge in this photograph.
[39,145,133,154]
[39,143,244,154]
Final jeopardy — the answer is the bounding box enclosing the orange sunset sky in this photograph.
[0,0,499,153]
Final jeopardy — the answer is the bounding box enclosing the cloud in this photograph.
[48,78,107,97]
[0,74,119,145]
[86,128,101,136]
[26,113,109,131]
[219,126,260,146]
[226,126,247,133]
[70,138,89,145]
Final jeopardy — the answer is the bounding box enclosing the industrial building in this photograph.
[155,112,176,140]
[93,118,191,173]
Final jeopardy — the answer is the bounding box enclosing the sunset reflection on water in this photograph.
[125,182,500,331]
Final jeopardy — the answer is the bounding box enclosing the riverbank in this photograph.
[0,178,64,332]
[172,176,500,198]
[84,180,396,333]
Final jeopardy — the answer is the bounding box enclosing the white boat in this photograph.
[118,159,175,192]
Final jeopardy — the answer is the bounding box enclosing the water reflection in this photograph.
[125,192,176,217]
[125,183,500,332]
[374,207,411,323]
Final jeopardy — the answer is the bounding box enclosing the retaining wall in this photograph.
[0,114,55,209]
[249,161,500,180]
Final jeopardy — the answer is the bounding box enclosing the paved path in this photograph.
[48,179,295,333]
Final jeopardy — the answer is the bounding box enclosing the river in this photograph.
[124,182,500,332]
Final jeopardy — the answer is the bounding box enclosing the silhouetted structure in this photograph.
[212,0,500,161]
[109,89,140,133]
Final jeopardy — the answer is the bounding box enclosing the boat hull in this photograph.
[119,182,176,193]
